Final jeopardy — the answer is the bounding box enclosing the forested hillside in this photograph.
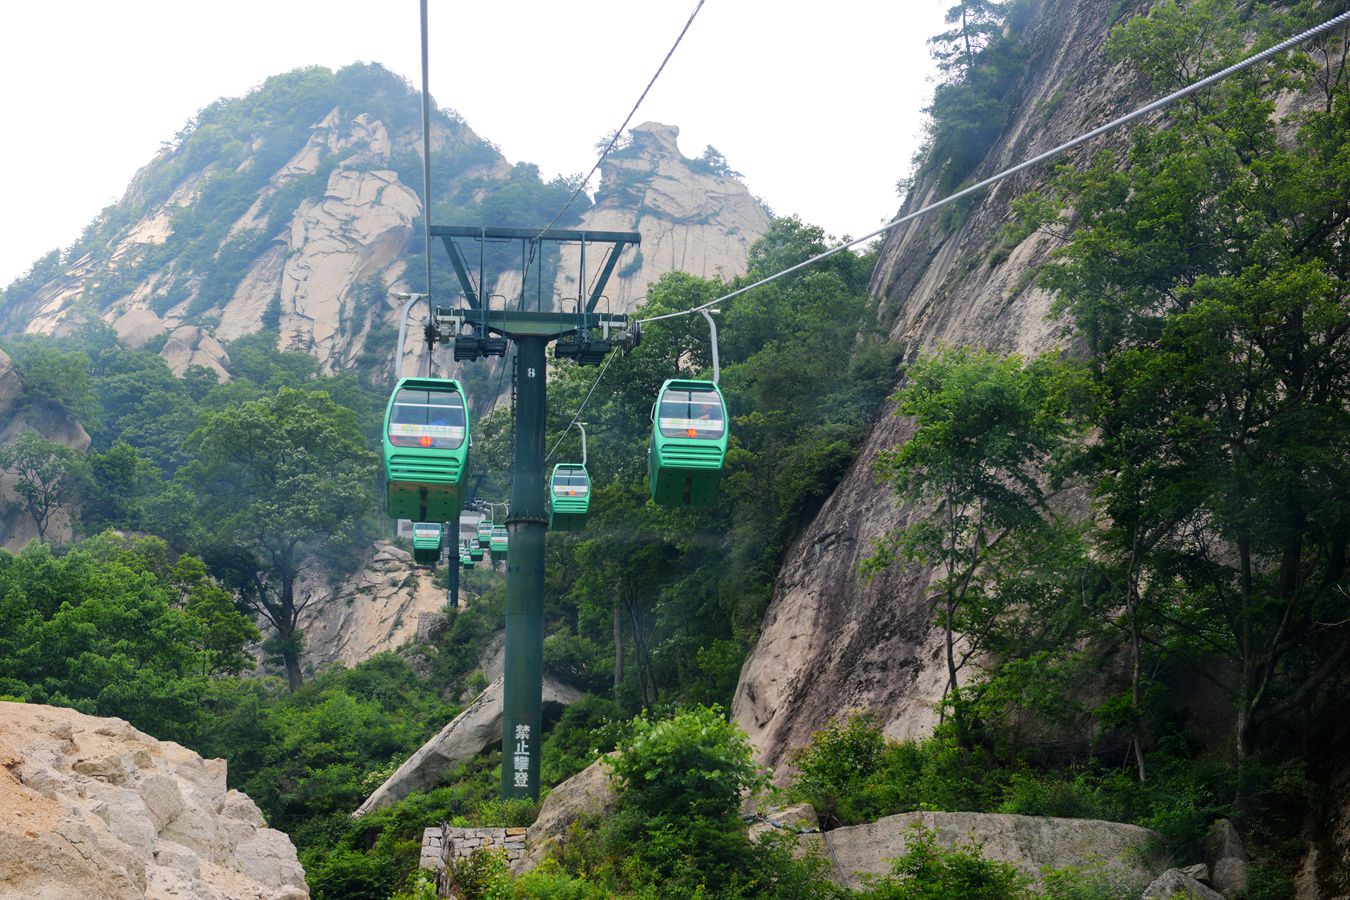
[0,1,1348,898]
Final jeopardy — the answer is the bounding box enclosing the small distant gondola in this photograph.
[490,525,509,560]
[548,463,591,531]
[383,378,471,522]
[648,379,727,506]
[411,522,443,566]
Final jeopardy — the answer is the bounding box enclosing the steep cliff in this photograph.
[733,0,1144,773]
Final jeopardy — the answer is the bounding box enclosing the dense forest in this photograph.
[1,0,1348,898]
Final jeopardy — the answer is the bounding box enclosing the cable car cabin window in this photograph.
[658,389,725,440]
[388,388,466,449]
[552,470,590,497]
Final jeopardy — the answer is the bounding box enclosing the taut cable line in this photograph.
[552,9,1350,429]
[526,0,706,269]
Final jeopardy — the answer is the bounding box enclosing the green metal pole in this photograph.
[447,516,459,610]
[501,335,546,799]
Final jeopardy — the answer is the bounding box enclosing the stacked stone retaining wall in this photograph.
[421,823,529,892]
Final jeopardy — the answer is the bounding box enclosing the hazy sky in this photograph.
[0,1,947,287]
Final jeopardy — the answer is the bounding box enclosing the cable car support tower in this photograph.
[431,225,639,800]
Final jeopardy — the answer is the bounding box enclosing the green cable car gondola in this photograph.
[548,463,591,531]
[411,522,443,566]
[469,544,484,561]
[490,525,509,560]
[460,551,475,569]
[477,517,493,548]
[648,379,728,507]
[383,378,470,522]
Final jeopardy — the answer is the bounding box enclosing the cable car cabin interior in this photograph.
[411,522,443,566]
[548,463,591,531]
[648,379,728,506]
[383,378,470,522]
[490,525,509,559]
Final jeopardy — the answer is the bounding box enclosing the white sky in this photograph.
[0,1,947,287]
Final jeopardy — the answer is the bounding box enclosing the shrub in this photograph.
[609,705,762,821]
[857,825,1032,899]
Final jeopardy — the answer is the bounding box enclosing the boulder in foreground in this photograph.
[0,701,307,900]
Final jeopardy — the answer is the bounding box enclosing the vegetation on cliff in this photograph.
[0,0,1346,897]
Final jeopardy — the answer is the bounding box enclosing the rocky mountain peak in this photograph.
[1,66,770,379]
[626,121,682,157]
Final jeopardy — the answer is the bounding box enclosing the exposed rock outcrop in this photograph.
[554,122,772,314]
[0,701,307,899]
[1142,868,1226,900]
[804,811,1162,891]
[733,0,1143,777]
[160,326,230,379]
[0,349,23,423]
[293,540,448,672]
[355,674,582,816]
[516,754,618,872]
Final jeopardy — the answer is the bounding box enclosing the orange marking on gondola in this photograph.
[686,428,697,438]
[420,436,433,447]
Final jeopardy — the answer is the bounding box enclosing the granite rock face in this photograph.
[732,0,1144,777]
[292,540,449,673]
[552,122,772,314]
[0,701,307,900]
[804,811,1162,891]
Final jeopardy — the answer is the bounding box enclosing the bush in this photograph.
[857,825,1032,899]
[788,716,1008,827]
[788,712,886,826]
[609,705,762,821]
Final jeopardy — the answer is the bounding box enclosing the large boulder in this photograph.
[1203,818,1246,897]
[517,754,618,872]
[354,674,582,816]
[0,701,307,899]
[1143,868,1226,900]
[802,811,1164,890]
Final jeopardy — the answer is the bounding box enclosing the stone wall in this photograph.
[421,823,527,896]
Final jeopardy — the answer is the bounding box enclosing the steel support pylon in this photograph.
[428,224,640,801]
[501,336,547,799]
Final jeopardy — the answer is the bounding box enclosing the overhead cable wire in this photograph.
[636,7,1350,327]
[529,0,706,255]
[551,8,1350,435]
[545,350,617,462]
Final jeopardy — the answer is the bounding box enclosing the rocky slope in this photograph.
[733,0,1143,772]
[0,701,307,899]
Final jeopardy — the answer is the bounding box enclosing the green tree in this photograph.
[930,0,1010,78]
[6,341,97,423]
[83,440,160,531]
[865,349,1074,735]
[186,388,376,689]
[0,535,257,743]
[0,432,86,543]
[1026,0,1350,762]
